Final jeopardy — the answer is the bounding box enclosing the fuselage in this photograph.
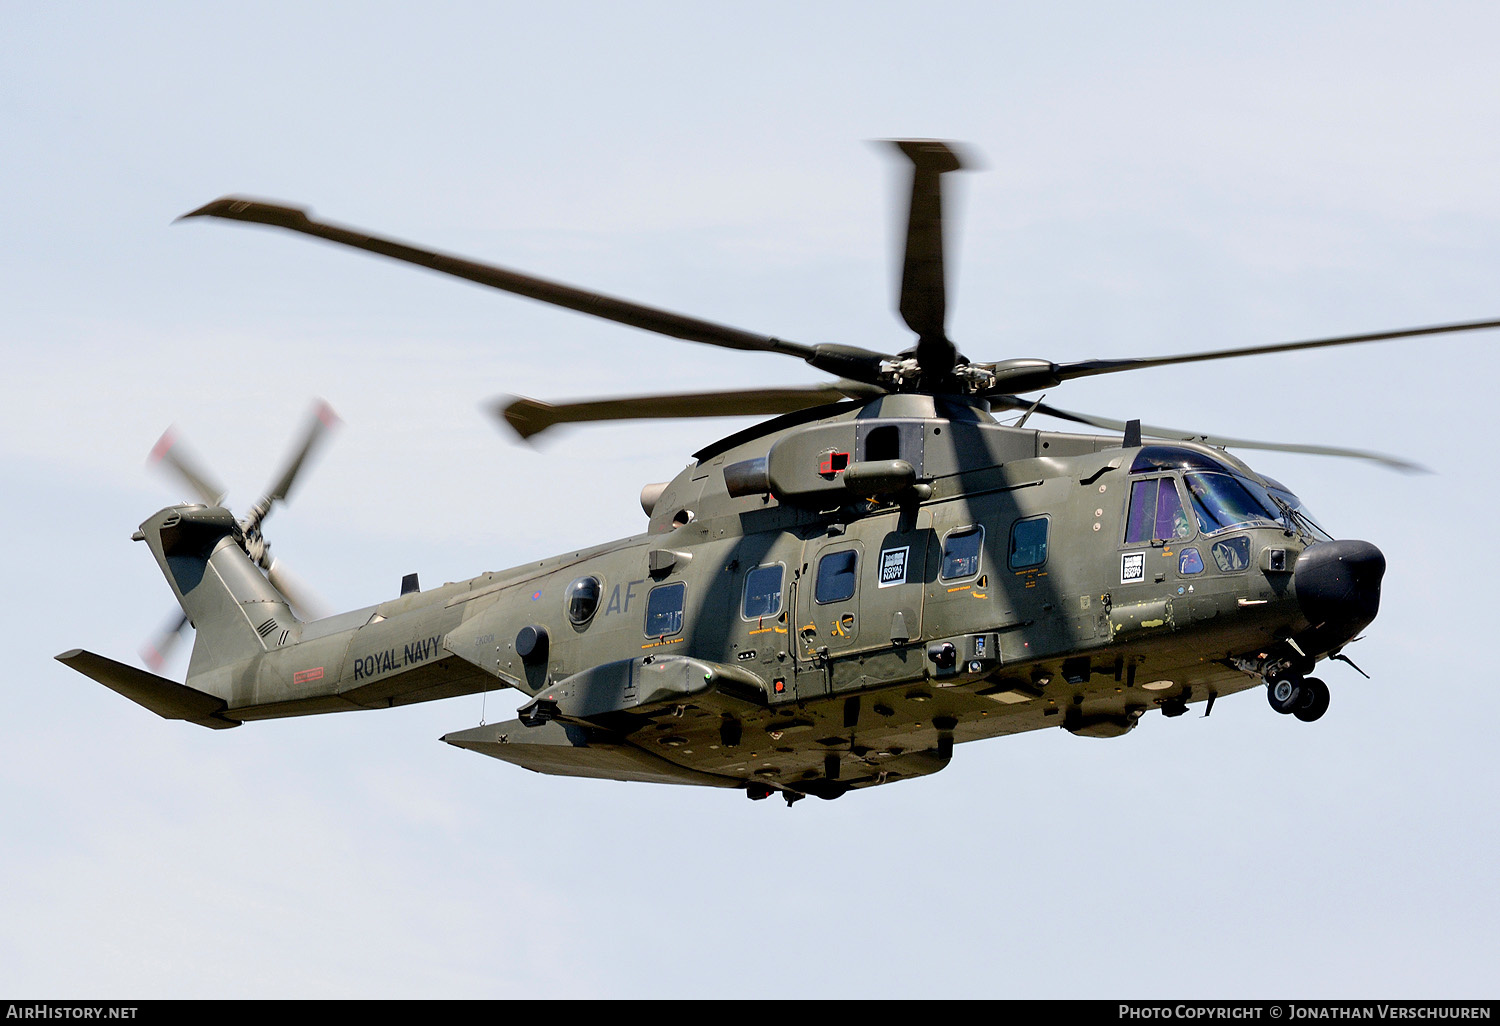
[112,394,1380,797]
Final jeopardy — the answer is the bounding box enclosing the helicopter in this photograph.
[56,140,1500,805]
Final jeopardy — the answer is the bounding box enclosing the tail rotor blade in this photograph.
[266,399,340,505]
[266,559,330,622]
[148,429,227,506]
[140,612,190,671]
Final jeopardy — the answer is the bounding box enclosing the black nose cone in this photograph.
[1295,539,1386,633]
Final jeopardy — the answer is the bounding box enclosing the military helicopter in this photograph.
[57,140,1500,805]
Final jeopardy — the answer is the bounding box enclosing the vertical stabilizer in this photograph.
[138,505,299,686]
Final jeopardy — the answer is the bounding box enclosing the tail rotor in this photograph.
[141,399,338,668]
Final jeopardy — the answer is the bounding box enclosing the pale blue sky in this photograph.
[4,2,1499,997]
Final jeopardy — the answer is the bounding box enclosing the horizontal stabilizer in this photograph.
[441,718,735,788]
[55,649,241,730]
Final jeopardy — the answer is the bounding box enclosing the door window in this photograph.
[644,582,686,637]
[939,525,984,581]
[815,550,859,604]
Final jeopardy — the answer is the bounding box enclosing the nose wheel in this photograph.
[1266,674,1330,721]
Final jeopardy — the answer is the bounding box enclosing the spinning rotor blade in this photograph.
[981,317,1500,394]
[140,612,190,671]
[266,559,330,622]
[992,397,1426,472]
[179,198,894,387]
[243,399,340,533]
[265,400,340,505]
[892,140,966,387]
[497,381,884,441]
[148,429,226,505]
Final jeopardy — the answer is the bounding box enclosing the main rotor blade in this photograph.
[1059,317,1500,381]
[180,198,894,385]
[497,381,883,441]
[982,317,1500,393]
[148,429,226,505]
[992,397,1426,472]
[892,140,965,385]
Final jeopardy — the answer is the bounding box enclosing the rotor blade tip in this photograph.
[313,400,341,428]
[176,196,314,229]
[886,139,967,173]
[147,428,176,463]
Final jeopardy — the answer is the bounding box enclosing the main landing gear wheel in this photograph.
[1266,675,1303,714]
[1293,677,1331,722]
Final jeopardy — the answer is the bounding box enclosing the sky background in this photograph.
[4,1,1499,999]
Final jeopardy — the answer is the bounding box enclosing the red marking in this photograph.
[292,667,325,684]
[773,678,786,694]
[148,429,176,463]
[818,452,850,475]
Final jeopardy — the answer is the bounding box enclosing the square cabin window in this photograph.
[815,550,858,604]
[1009,517,1049,570]
[940,525,984,581]
[742,564,784,620]
[644,582,686,637]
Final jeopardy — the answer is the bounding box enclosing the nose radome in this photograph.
[1294,539,1386,632]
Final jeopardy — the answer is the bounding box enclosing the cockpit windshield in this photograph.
[1182,471,1334,540]
[1133,447,1334,540]
[1183,472,1282,534]
[1265,483,1334,542]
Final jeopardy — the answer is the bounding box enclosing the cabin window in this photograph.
[644,582,686,637]
[940,525,984,581]
[1009,516,1049,570]
[742,563,784,620]
[565,575,602,627]
[1125,476,1193,544]
[815,549,859,604]
[1179,548,1205,575]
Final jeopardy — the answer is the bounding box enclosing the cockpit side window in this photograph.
[1125,477,1193,544]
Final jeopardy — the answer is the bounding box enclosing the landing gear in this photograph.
[1293,677,1331,722]
[1266,674,1303,714]
[1265,673,1331,721]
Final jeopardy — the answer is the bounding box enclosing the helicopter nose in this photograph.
[1294,539,1386,633]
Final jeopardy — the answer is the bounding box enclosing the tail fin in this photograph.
[138,505,300,686]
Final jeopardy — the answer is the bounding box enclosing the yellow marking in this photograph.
[641,636,687,650]
[971,591,987,599]
[946,584,971,593]
[749,627,774,635]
